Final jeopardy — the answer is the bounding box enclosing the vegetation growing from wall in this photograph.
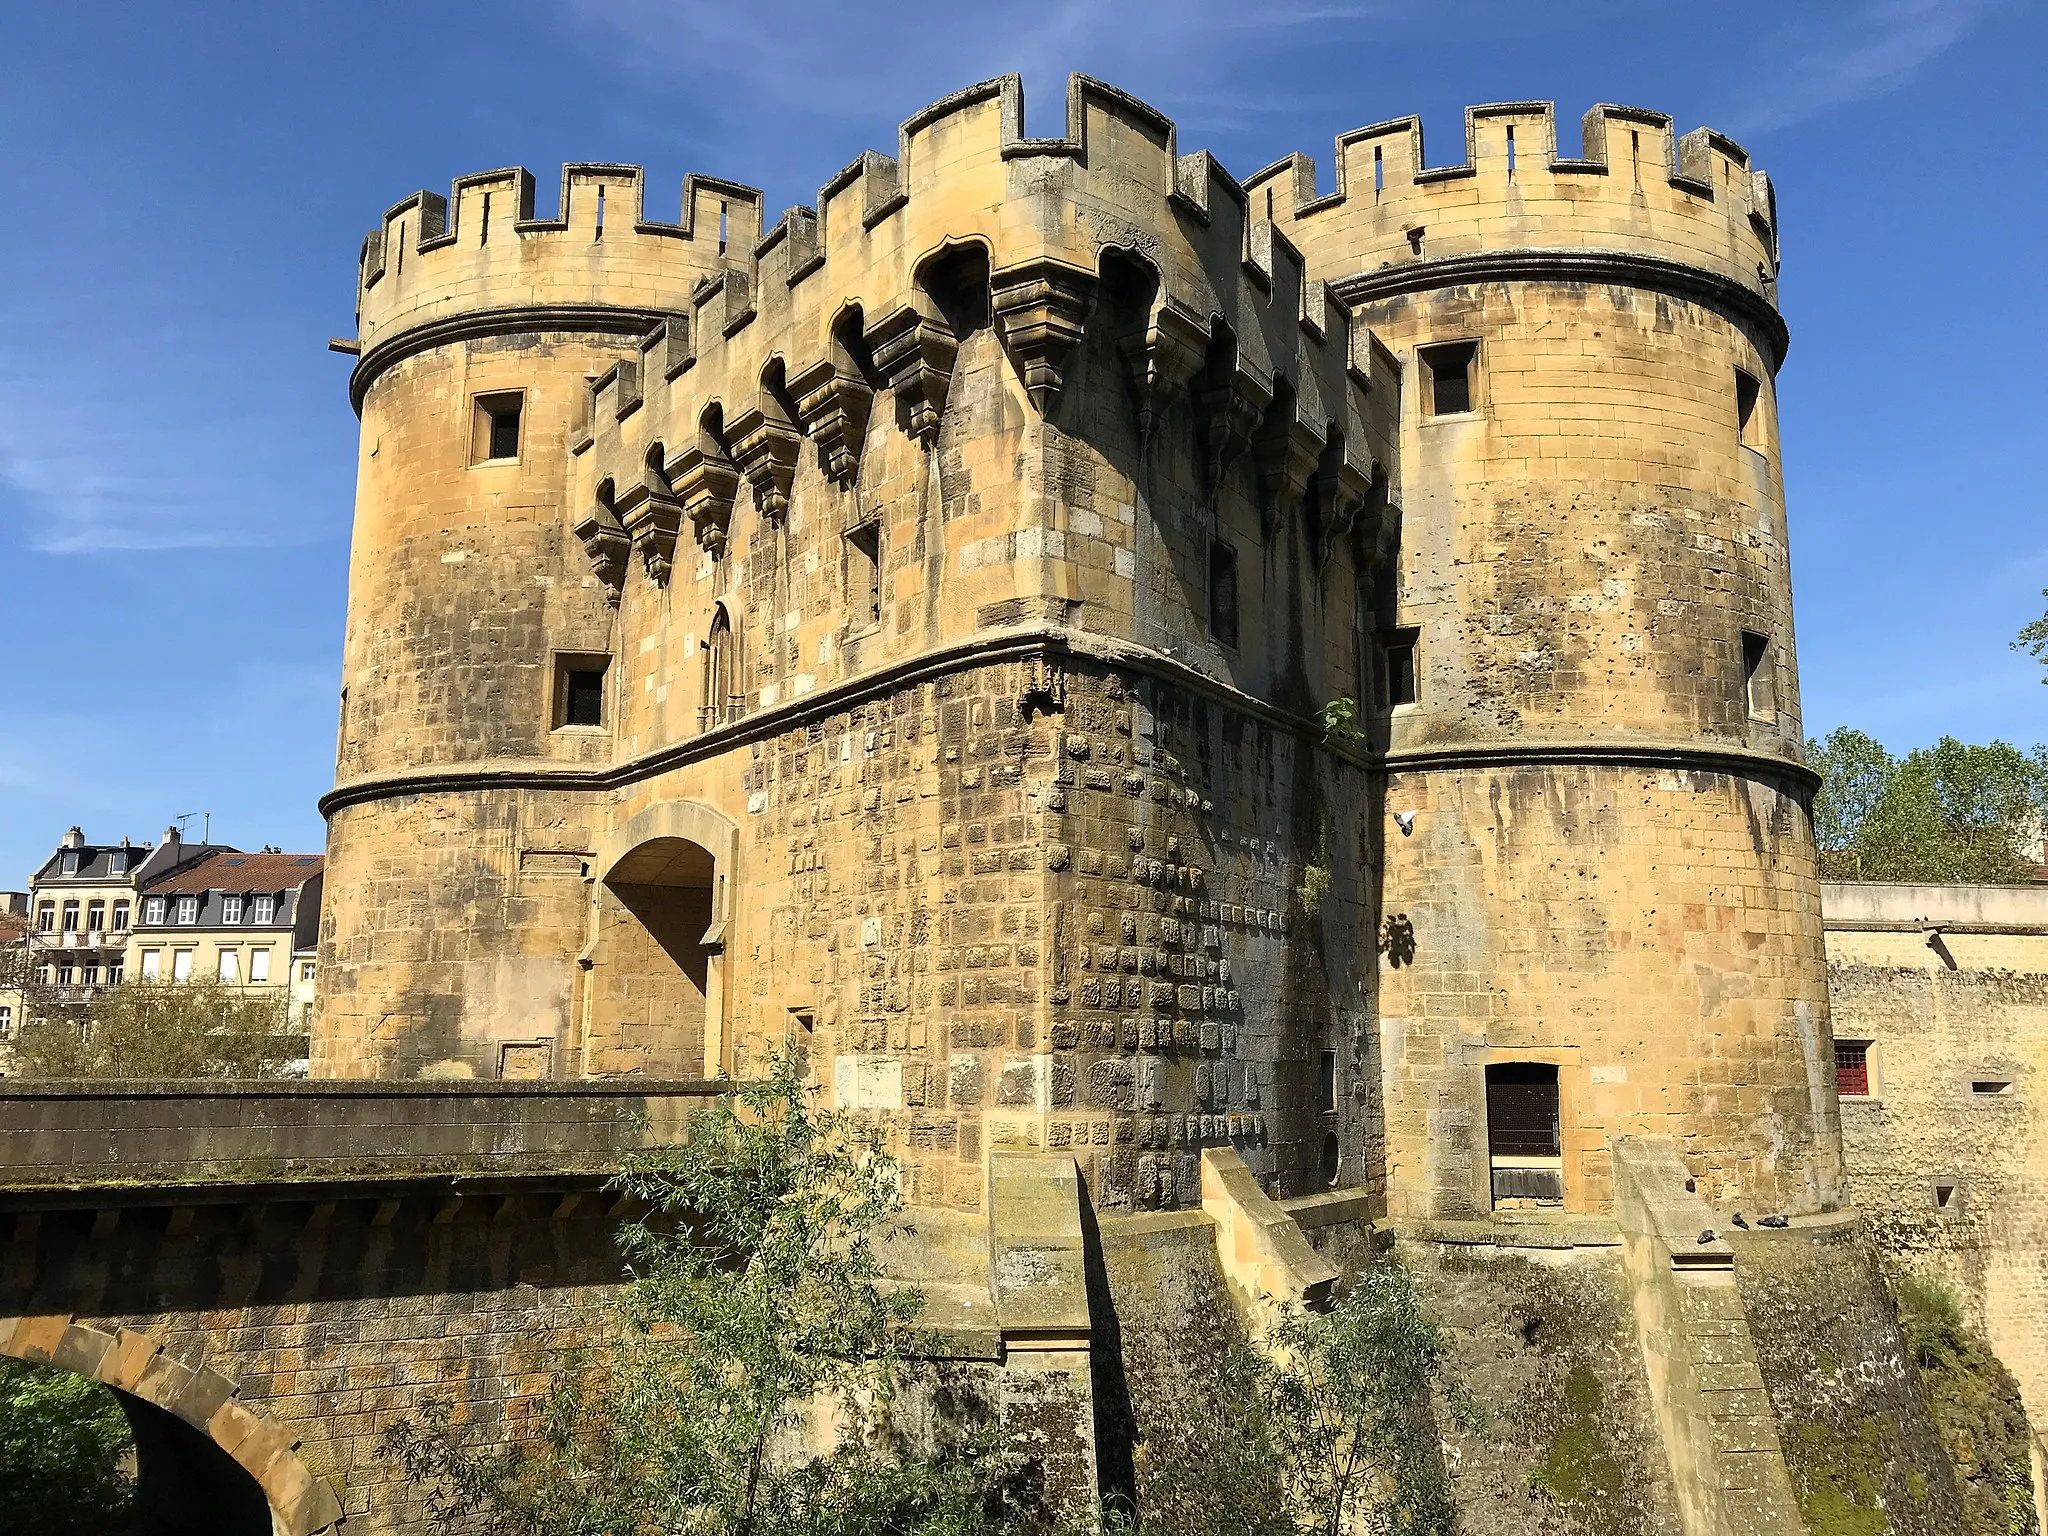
[1408,1244,1678,1536]
[1103,1229,1474,1536]
[8,979,302,1079]
[383,1052,1022,1535]
[1732,1229,1964,1536]
[1890,1272,2040,1536]
[1808,729,2048,883]
[0,1356,135,1535]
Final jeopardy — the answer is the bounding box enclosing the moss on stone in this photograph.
[1527,1362,1630,1516]
[1783,1416,1889,1536]
[1731,1227,1967,1536]
[1892,1271,2040,1536]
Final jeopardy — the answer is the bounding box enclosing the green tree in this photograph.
[2014,590,2048,684]
[383,1053,1018,1536]
[1808,728,1898,879]
[10,979,301,1079]
[1261,1268,1476,1536]
[1806,730,2048,884]
[0,1356,136,1535]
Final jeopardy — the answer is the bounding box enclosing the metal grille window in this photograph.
[1835,1040,1870,1098]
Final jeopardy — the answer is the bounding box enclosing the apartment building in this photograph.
[128,851,324,993]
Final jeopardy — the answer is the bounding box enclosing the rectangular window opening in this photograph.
[1378,626,1420,707]
[105,959,122,986]
[1487,1062,1563,1207]
[171,949,194,982]
[1735,368,1763,448]
[1208,540,1240,650]
[1373,144,1384,196]
[1506,124,1517,175]
[1421,341,1477,418]
[556,654,611,729]
[1934,1182,1957,1209]
[1318,1050,1338,1114]
[1742,630,1776,721]
[250,949,271,983]
[176,896,198,925]
[472,391,524,464]
[1971,1080,2013,1096]
[140,951,161,980]
[253,894,275,924]
[223,895,243,925]
[1835,1039,1871,1098]
[112,902,129,932]
[847,522,882,628]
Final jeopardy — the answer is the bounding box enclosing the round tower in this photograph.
[1250,102,1843,1217]
[316,165,761,1078]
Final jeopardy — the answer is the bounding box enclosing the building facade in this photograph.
[128,851,325,996]
[1825,880,2048,1486]
[315,76,1838,1222]
[21,829,229,1015]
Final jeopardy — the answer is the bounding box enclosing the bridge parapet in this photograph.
[0,1079,725,1192]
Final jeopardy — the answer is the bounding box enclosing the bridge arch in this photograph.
[582,800,740,1078]
[0,1312,343,1535]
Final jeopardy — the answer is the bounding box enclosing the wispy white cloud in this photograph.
[1734,0,1998,133]
[0,328,337,555]
[560,0,1411,182]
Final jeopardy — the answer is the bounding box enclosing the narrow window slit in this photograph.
[480,192,491,244]
[1506,125,1517,175]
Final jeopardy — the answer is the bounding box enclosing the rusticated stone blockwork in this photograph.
[318,71,1839,1227]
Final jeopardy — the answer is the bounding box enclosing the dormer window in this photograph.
[108,850,127,876]
[143,896,165,924]
[254,895,276,924]
[60,851,79,876]
[223,895,244,924]
[176,896,198,925]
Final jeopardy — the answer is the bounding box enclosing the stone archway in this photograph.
[583,801,739,1078]
[0,1313,342,1535]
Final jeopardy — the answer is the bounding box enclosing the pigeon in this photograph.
[1392,810,1417,836]
[1698,1229,1717,1244]
[1758,1214,1790,1229]
[1731,1212,1749,1229]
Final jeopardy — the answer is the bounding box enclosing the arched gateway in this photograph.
[0,1314,341,1535]
[581,801,739,1079]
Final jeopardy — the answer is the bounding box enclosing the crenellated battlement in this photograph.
[1242,101,1782,357]
[350,164,767,402]
[568,76,1394,594]
[347,76,1403,413]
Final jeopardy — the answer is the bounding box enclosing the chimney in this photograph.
[62,827,84,850]
[164,826,180,848]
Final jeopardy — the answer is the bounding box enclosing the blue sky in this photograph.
[0,0,2041,884]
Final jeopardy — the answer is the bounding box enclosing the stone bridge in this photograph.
[0,1079,723,1534]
